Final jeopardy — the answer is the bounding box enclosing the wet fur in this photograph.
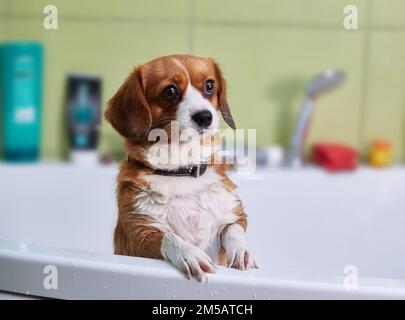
[106,55,256,279]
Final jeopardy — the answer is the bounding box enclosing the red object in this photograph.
[312,143,358,172]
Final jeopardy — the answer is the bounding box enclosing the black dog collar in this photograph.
[128,156,208,178]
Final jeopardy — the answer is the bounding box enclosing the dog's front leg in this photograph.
[161,233,216,281]
[221,223,258,270]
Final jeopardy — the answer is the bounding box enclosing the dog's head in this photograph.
[105,55,235,144]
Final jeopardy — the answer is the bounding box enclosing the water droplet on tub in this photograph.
[25,290,30,295]
[210,292,215,297]
[171,294,176,299]
[73,273,77,278]
[252,293,257,298]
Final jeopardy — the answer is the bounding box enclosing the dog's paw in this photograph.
[162,233,216,281]
[226,247,258,270]
[178,245,216,281]
[221,224,258,271]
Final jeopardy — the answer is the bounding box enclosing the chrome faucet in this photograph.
[285,70,346,167]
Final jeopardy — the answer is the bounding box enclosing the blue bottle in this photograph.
[0,42,43,162]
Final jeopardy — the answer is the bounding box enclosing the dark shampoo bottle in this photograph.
[66,74,102,164]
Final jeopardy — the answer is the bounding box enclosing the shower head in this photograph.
[306,70,345,99]
[285,70,346,167]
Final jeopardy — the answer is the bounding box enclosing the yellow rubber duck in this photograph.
[369,140,392,167]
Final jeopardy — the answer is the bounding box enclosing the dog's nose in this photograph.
[191,110,213,128]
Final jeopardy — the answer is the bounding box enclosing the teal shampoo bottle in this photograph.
[0,42,43,162]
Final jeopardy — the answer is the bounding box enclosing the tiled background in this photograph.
[1,0,404,161]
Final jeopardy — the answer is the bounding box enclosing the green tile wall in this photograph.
[193,26,365,150]
[371,0,405,28]
[363,32,405,162]
[0,0,7,40]
[194,0,366,27]
[1,0,404,162]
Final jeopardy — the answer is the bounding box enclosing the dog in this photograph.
[105,54,257,281]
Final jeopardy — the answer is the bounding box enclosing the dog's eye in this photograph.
[204,80,215,95]
[162,85,179,102]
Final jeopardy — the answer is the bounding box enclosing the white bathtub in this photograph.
[0,163,404,299]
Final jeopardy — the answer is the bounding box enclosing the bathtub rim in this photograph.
[1,238,405,300]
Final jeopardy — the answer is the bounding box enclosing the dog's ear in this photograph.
[105,67,152,141]
[212,61,235,129]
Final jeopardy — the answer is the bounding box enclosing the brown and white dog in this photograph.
[105,54,257,281]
